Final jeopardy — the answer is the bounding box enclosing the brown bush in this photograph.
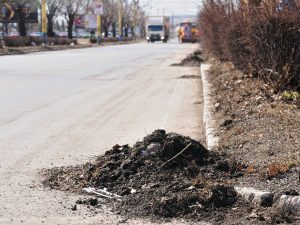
[3,36,30,47]
[0,39,4,49]
[102,37,119,42]
[48,37,77,45]
[3,36,77,47]
[247,5,300,91]
[199,0,300,91]
[199,0,234,60]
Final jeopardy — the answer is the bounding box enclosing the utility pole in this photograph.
[41,0,47,43]
[95,0,103,44]
[97,15,101,36]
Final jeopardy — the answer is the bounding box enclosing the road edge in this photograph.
[0,40,141,56]
[200,63,219,151]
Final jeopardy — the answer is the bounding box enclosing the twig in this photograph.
[82,187,122,201]
[159,142,192,170]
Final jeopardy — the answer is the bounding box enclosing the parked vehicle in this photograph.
[30,32,43,37]
[77,32,90,38]
[58,31,68,37]
[146,16,170,43]
[8,32,19,37]
[58,31,76,38]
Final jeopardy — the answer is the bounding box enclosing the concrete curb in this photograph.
[200,64,275,207]
[234,187,274,207]
[200,63,300,216]
[200,63,219,150]
[278,195,300,216]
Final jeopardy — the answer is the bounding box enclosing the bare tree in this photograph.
[121,0,145,38]
[46,0,63,37]
[97,0,118,37]
[61,0,80,38]
[136,7,146,38]
[121,0,135,37]
[54,19,61,31]
[10,0,38,36]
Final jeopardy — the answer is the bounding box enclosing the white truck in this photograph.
[146,16,170,43]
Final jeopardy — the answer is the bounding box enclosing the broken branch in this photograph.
[159,142,192,170]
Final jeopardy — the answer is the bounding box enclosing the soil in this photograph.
[0,40,138,56]
[0,45,93,56]
[43,130,269,224]
[171,50,204,67]
[178,75,201,79]
[206,60,300,223]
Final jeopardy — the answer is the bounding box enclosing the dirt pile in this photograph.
[172,50,204,67]
[43,130,243,220]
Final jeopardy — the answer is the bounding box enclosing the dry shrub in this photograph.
[102,37,119,42]
[199,0,235,60]
[3,36,30,47]
[3,36,77,47]
[199,0,300,91]
[48,37,77,45]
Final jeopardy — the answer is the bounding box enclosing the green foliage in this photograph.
[282,91,299,101]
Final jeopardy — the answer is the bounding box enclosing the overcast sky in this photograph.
[140,0,200,17]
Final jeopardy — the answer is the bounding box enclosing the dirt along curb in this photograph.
[0,40,141,56]
[200,63,300,218]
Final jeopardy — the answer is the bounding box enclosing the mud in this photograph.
[43,130,247,223]
[178,75,201,79]
[0,45,92,56]
[171,50,204,67]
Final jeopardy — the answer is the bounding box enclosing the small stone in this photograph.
[75,199,83,204]
[89,198,98,206]
[187,186,196,190]
[260,193,274,207]
[71,204,77,211]
[249,212,259,218]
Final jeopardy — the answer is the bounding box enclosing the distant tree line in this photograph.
[7,0,146,39]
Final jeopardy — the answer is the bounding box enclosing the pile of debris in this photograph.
[44,130,243,220]
[172,50,204,67]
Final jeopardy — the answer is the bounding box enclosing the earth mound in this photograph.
[43,130,241,219]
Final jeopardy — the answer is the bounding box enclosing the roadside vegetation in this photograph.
[199,0,300,92]
[199,1,300,223]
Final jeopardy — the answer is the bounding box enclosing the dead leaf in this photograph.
[278,164,289,173]
[247,165,255,174]
[268,164,279,178]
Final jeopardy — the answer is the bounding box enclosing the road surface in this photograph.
[0,41,205,225]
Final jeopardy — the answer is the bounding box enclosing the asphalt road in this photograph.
[0,41,205,225]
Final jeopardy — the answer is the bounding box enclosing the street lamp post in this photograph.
[97,15,101,41]
[95,1,103,44]
[41,0,47,44]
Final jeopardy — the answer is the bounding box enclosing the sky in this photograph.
[140,0,200,17]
